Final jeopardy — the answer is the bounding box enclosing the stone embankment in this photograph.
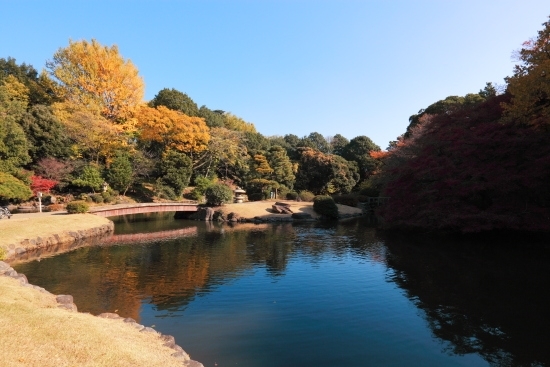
[0,260,203,367]
[2,222,114,263]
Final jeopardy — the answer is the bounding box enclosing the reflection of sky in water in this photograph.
[14,215,550,367]
[140,241,488,367]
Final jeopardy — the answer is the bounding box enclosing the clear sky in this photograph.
[1,1,549,149]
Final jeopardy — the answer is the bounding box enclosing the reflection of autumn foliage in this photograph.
[384,236,550,366]
[376,94,550,233]
[15,221,391,324]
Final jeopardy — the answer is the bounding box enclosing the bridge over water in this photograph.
[89,202,199,217]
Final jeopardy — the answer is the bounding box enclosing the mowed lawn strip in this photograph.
[0,276,187,367]
[0,214,112,249]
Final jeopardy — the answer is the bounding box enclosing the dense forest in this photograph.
[1,16,550,234]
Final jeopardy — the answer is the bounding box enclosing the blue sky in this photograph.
[1,1,549,149]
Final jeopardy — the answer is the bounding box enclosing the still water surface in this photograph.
[14,213,550,367]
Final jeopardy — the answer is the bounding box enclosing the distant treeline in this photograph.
[2,16,550,234]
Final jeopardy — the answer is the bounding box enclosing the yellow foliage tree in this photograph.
[136,105,210,155]
[47,39,144,123]
[503,17,550,127]
[224,113,257,133]
[194,127,249,178]
[252,154,273,178]
[52,102,125,164]
[0,75,29,119]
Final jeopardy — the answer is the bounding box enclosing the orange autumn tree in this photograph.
[47,39,144,123]
[136,105,210,162]
[47,39,145,163]
[503,16,550,127]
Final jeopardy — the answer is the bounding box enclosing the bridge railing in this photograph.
[89,202,199,217]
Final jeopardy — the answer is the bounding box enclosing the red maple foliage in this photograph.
[376,94,550,234]
[30,175,59,195]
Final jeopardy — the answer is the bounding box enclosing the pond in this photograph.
[13,213,550,367]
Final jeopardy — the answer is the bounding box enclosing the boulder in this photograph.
[56,295,74,305]
[196,207,215,221]
[227,212,241,222]
[213,210,225,222]
[0,261,10,271]
[272,205,293,214]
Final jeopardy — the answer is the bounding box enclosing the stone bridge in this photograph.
[89,202,199,217]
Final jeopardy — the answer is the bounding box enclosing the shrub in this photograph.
[90,193,104,203]
[205,183,233,206]
[72,164,104,192]
[275,185,290,200]
[286,191,299,200]
[189,176,216,201]
[101,191,113,203]
[333,194,358,207]
[188,189,204,202]
[47,203,64,212]
[248,192,263,202]
[66,201,89,214]
[0,172,33,201]
[358,179,381,197]
[0,247,6,260]
[298,190,315,202]
[313,195,339,219]
[155,180,178,200]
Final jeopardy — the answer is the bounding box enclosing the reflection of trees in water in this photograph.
[384,236,550,367]
[15,218,388,324]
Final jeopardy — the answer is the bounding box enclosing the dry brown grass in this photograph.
[0,214,112,249]
[217,200,362,219]
[0,276,187,367]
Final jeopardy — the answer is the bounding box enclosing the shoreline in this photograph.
[0,212,203,367]
[0,200,361,367]
[0,213,114,263]
[0,262,203,367]
[1,200,364,263]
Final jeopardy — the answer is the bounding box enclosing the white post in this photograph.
[38,192,43,213]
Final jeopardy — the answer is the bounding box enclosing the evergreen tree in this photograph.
[268,145,295,188]
[158,150,192,198]
[106,151,134,195]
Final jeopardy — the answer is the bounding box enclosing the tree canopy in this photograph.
[341,135,381,180]
[0,57,58,106]
[503,16,550,127]
[149,88,200,117]
[47,39,144,122]
[0,171,32,201]
[136,105,210,156]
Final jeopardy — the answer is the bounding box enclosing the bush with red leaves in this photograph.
[376,94,550,234]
